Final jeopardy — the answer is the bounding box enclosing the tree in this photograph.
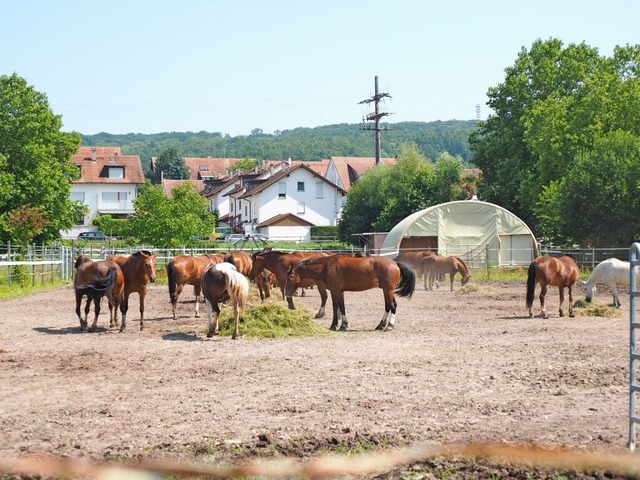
[151,147,189,183]
[131,182,216,247]
[339,145,470,242]
[0,73,82,242]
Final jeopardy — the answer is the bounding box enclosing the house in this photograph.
[63,146,145,238]
[238,163,347,242]
[324,156,396,191]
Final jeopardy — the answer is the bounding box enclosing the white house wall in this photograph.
[249,169,345,230]
[70,183,137,225]
[265,225,311,242]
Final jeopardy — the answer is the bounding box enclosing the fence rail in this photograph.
[0,242,633,287]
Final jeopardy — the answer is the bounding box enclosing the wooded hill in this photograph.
[81,120,478,173]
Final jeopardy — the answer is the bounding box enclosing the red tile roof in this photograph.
[71,147,144,184]
[329,156,396,190]
[162,179,206,197]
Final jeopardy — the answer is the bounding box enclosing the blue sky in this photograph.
[2,0,639,136]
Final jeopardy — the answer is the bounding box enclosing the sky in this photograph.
[2,0,640,137]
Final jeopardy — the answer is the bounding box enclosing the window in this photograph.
[244,205,248,216]
[297,181,305,192]
[297,202,305,214]
[70,191,85,202]
[199,165,210,171]
[278,182,286,199]
[102,191,127,201]
[107,167,124,179]
[315,181,324,199]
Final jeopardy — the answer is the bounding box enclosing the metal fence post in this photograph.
[629,243,640,450]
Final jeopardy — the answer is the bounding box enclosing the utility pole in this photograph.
[359,75,392,165]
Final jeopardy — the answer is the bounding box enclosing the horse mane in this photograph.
[454,256,470,274]
[222,266,249,309]
[74,255,91,270]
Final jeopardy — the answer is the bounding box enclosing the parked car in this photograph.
[78,231,114,241]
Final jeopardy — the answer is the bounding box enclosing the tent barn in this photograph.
[379,200,538,266]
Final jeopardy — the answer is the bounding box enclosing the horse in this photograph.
[421,255,470,291]
[526,255,579,319]
[582,258,638,307]
[73,255,125,332]
[394,250,439,290]
[248,250,331,317]
[108,250,158,332]
[166,253,225,319]
[285,255,415,332]
[255,269,278,301]
[223,250,253,276]
[201,262,250,340]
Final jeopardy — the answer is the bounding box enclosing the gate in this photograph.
[629,243,640,450]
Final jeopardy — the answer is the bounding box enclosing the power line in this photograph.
[358,76,392,165]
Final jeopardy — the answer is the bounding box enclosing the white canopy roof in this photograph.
[380,200,537,266]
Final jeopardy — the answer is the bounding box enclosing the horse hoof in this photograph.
[339,325,348,331]
[384,324,394,332]
[569,313,575,318]
[375,323,385,331]
[329,325,337,331]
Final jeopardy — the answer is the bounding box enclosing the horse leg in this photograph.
[139,289,146,330]
[76,292,87,331]
[611,283,622,308]
[119,292,130,333]
[315,285,327,319]
[232,300,240,340]
[329,293,339,331]
[568,284,575,317]
[89,295,101,332]
[385,298,399,332]
[172,283,185,320]
[194,285,202,318]
[206,299,221,338]
[558,286,565,317]
[539,284,548,319]
[338,293,348,331]
[449,273,455,291]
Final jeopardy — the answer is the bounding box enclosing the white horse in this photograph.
[582,258,638,307]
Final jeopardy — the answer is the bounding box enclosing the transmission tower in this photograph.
[359,76,392,165]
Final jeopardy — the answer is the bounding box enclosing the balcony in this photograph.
[97,200,135,214]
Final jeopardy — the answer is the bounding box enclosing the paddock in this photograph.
[0,281,630,475]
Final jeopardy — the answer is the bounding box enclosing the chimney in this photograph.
[91,147,97,162]
[287,157,292,166]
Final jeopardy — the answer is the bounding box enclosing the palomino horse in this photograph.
[249,250,331,317]
[582,257,638,307]
[108,250,158,332]
[394,250,439,290]
[421,255,471,291]
[526,255,580,318]
[285,255,415,332]
[74,255,125,332]
[166,253,225,319]
[201,262,250,340]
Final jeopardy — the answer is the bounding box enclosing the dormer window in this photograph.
[108,166,124,179]
[199,165,210,171]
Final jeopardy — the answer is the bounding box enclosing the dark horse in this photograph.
[73,255,125,332]
[201,262,250,340]
[248,250,331,317]
[526,255,580,319]
[285,255,415,332]
[108,250,157,332]
[166,253,224,319]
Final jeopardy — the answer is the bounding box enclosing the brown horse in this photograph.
[255,269,278,301]
[248,250,331,317]
[394,250,438,290]
[421,255,471,291]
[223,251,252,276]
[166,253,225,319]
[74,255,125,332]
[201,262,250,340]
[526,255,579,319]
[108,250,158,332]
[285,255,415,332]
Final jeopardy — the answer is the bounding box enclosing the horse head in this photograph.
[284,264,301,298]
[74,255,92,270]
[583,279,595,302]
[138,251,157,283]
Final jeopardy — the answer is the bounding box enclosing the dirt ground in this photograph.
[0,278,635,478]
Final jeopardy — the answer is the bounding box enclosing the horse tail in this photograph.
[225,269,250,309]
[167,260,178,304]
[75,267,118,295]
[526,261,537,309]
[395,261,416,299]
